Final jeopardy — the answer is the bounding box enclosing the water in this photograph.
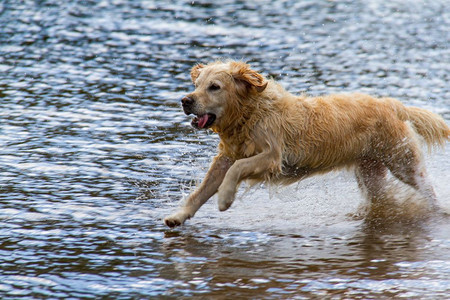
[1,0,449,298]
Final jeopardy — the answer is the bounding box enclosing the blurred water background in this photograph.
[0,0,449,298]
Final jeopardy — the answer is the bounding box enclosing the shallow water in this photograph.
[1,0,449,298]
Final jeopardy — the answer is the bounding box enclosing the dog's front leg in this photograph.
[217,152,279,211]
[164,155,233,227]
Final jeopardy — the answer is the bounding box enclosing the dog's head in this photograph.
[181,61,267,131]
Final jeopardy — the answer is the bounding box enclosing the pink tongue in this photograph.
[198,114,209,128]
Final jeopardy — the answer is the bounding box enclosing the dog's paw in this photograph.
[217,187,235,211]
[164,211,189,228]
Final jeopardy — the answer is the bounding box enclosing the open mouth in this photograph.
[191,113,216,129]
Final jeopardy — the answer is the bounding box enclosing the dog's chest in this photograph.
[219,138,258,160]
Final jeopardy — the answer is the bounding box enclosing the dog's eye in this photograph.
[208,84,220,91]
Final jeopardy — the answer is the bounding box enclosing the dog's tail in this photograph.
[388,98,450,148]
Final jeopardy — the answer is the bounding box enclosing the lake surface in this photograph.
[1,0,449,298]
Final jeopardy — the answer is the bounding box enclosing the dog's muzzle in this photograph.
[181,96,216,129]
[181,96,195,115]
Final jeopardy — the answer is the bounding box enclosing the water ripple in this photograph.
[1,0,449,298]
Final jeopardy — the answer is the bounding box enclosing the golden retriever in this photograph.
[164,60,450,227]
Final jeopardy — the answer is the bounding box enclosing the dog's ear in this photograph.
[230,61,267,93]
[190,63,205,83]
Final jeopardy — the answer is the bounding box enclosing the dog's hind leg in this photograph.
[382,139,437,206]
[385,156,437,206]
[355,158,389,200]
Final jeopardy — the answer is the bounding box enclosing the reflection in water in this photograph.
[0,0,449,298]
[159,217,449,298]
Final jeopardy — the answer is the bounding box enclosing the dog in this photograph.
[164,60,449,227]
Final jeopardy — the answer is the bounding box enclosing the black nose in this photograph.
[181,96,194,107]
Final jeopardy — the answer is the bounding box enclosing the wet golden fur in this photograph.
[164,61,449,227]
